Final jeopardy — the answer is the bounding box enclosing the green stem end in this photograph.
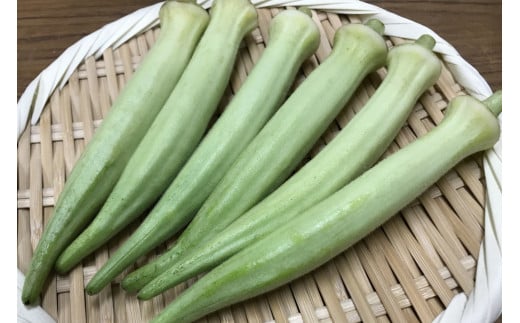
[365,19,385,36]
[298,7,312,17]
[483,90,502,117]
[415,34,436,50]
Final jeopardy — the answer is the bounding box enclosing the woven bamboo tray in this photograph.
[17,3,502,323]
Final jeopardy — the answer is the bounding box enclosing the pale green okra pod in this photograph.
[54,0,258,281]
[21,0,210,305]
[81,7,321,294]
[152,91,502,323]
[122,19,389,293]
[137,34,443,299]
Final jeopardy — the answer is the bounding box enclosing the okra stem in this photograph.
[416,34,436,50]
[483,90,502,116]
[298,7,312,17]
[365,19,384,36]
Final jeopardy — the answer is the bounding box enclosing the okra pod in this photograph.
[54,0,258,279]
[122,19,388,292]
[152,91,502,323]
[139,35,443,298]
[21,0,209,305]
[82,8,320,294]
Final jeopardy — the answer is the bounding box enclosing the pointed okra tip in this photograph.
[21,284,41,306]
[365,19,385,36]
[483,90,502,117]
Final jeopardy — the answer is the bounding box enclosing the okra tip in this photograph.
[137,290,152,301]
[365,19,385,36]
[85,285,97,296]
[483,90,502,117]
[21,292,37,306]
[298,7,313,17]
[85,279,105,296]
[416,34,436,50]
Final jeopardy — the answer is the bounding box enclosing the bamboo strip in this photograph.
[98,77,111,119]
[119,43,134,80]
[384,216,455,307]
[59,86,76,175]
[112,286,127,323]
[382,218,422,279]
[231,305,249,323]
[437,177,484,233]
[276,286,301,320]
[70,82,86,158]
[435,62,465,101]
[102,48,120,103]
[411,208,475,294]
[419,194,469,259]
[455,161,485,205]
[311,10,333,62]
[356,243,400,322]
[242,299,269,323]
[58,293,71,323]
[136,32,149,57]
[18,126,33,275]
[69,265,87,323]
[336,251,378,323]
[437,197,481,258]
[50,92,65,204]
[312,264,348,323]
[40,103,58,320]
[85,56,102,120]
[79,79,95,144]
[39,106,54,186]
[125,290,142,323]
[372,230,435,322]
[29,143,43,252]
[94,249,115,323]
[266,288,292,323]
[291,280,321,322]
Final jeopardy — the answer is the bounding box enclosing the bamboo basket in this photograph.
[17,1,502,322]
